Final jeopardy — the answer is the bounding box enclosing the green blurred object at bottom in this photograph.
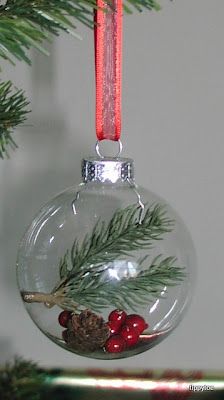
[0,359,224,400]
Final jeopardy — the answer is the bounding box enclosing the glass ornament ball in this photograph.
[17,157,196,360]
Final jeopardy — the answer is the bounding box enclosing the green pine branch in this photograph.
[124,0,161,14]
[0,81,30,159]
[60,254,184,312]
[0,0,164,157]
[22,203,185,313]
[0,0,94,66]
[59,203,173,281]
[0,0,161,66]
[0,358,44,400]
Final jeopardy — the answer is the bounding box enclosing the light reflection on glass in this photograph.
[104,259,138,282]
[149,299,160,314]
[50,207,61,217]
[33,218,49,245]
[163,299,178,321]
[49,235,54,244]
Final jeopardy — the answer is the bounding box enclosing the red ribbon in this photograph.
[94,0,122,141]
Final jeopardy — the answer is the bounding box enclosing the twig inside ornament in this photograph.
[21,290,78,310]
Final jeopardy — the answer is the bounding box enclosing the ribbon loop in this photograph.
[94,0,122,141]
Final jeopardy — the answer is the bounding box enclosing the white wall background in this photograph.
[0,0,224,370]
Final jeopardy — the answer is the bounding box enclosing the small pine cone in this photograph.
[64,309,110,352]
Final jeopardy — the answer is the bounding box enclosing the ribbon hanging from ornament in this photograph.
[94,0,122,141]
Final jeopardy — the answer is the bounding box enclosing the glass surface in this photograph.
[17,181,196,359]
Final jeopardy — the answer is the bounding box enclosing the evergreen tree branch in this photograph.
[0,358,45,400]
[0,0,164,156]
[0,0,162,65]
[0,0,95,65]
[124,0,161,14]
[0,81,30,159]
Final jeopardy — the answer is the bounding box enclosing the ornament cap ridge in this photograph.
[81,157,134,183]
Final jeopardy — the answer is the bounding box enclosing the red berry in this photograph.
[107,320,122,335]
[108,309,127,326]
[58,310,72,327]
[105,335,126,353]
[120,325,139,347]
[125,314,148,334]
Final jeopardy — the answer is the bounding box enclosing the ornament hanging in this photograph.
[16,0,195,360]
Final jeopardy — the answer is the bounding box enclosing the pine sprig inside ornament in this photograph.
[59,202,174,280]
[22,203,185,312]
[55,254,184,312]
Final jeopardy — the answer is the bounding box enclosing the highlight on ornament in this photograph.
[17,189,194,359]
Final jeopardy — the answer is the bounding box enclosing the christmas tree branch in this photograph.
[0,81,30,159]
[124,0,161,14]
[0,0,93,66]
[0,0,162,66]
[22,203,185,313]
[0,358,45,400]
[0,0,164,157]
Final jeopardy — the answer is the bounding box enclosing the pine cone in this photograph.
[64,309,110,352]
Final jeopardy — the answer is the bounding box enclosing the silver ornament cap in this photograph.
[81,157,134,183]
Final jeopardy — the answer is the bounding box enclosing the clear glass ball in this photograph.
[17,165,196,359]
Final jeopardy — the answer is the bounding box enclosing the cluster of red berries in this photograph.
[58,309,149,354]
[105,309,148,353]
